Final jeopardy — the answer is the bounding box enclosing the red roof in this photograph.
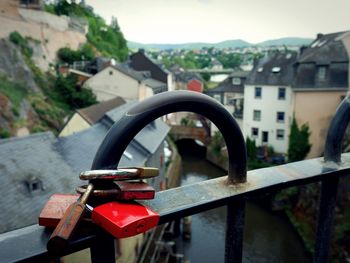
[187,79,203,93]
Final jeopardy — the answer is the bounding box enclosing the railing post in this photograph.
[314,93,350,263]
[90,230,116,262]
[226,199,245,263]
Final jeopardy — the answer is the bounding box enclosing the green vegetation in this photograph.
[0,128,11,139]
[286,208,315,253]
[0,75,27,114]
[57,43,95,64]
[9,31,33,58]
[288,116,311,162]
[246,137,257,161]
[45,1,128,61]
[211,131,225,156]
[27,93,65,130]
[180,117,195,127]
[217,53,242,69]
[206,82,218,89]
[8,31,96,132]
[54,74,96,109]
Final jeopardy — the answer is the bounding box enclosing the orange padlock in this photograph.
[91,201,159,238]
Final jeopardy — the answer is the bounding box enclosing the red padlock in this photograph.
[115,181,155,200]
[91,201,159,238]
[39,194,79,227]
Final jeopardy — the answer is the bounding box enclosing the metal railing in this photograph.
[0,91,349,263]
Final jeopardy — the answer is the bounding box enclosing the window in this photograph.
[262,131,269,143]
[253,110,261,121]
[276,129,285,140]
[277,112,285,123]
[232,77,241,85]
[26,177,43,192]
[317,66,327,81]
[272,67,281,73]
[109,70,113,75]
[251,127,259,137]
[278,87,286,100]
[226,94,235,105]
[255,87,262,99]
[123,151,133,160]
[213,94,221,103]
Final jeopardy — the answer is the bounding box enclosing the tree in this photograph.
[246,137,257,161]
[55,74,96,108]
[288,117,311,162]
[111,16,120,32]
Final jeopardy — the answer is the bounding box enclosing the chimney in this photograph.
[139,48,145,54]
[317,33,324,39]
[299,45,307,55]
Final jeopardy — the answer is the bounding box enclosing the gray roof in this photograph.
[143,78,168,94]
[112,63,145,82]
[111,63,168,94]
[246,52,297,86]
[0,133,78,234]
[175,72,203,83]
[298,31,349,64]
[56,123,148,172]
[0,101,169,233]
[77,97,126,125]
[205,71,248,94]
[293,31,349,89]
[104,101,170,155]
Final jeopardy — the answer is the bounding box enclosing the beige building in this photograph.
[83,64,158,102]
[292,31,350,158]
[59,97,125,137]
[293,90,346,158]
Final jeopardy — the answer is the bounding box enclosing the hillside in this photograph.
[128,37,313,50]
[0,0,86,71]
[0,1,127,138]
[257,37,313,47]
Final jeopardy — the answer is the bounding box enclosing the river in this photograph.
[174,151,310,263]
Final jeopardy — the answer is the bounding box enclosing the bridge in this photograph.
[169,125,209,144]
[186,68,234,74]
[0,91,349,263]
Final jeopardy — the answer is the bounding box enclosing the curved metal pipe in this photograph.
[324,92,350,163]
[92,90,247,184]
[314,92,350,263]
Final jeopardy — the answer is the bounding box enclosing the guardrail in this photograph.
[0,91,349,263]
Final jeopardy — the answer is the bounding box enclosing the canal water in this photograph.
[175,147,310,263]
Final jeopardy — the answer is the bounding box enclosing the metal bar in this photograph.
[1,154,350,262]
[90,231,115,263]
[146,154,350,222]
[225,200,245,263]
[91,90,247,183]
[314,176,339,263]
[314,93,350,263]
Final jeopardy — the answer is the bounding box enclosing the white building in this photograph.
[243,31,350,158]
[205,71,249,134]
[243,52,297,154]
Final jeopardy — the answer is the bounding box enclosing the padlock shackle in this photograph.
[92,90,247,184]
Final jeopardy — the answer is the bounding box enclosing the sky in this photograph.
[85,0,350,44]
